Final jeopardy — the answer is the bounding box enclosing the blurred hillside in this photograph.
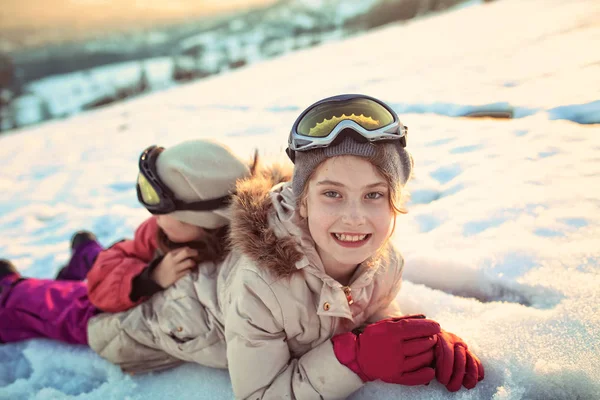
[0,0,474,132]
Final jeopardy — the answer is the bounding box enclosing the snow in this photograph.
[1,0,599,398]
[548,100,600,125]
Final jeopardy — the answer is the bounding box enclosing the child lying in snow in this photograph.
[85,94,485,398]
[0,138,253,344]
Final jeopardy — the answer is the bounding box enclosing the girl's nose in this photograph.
[341,202,366,226]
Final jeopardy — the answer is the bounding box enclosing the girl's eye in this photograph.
[324,191,341,198]
[365,192,385,200]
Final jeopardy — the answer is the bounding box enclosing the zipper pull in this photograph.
[342,286,354,305]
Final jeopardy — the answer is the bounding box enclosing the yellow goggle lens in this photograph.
[306,113,382,137]
[297,98,395,138]
[137,174,161,206]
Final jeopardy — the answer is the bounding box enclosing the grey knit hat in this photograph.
[156,139,251,228]
[292,136,413,196]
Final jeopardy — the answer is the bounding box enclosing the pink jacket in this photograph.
[87,217,159,312]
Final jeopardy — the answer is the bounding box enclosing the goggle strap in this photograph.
[172,193,234,212]
[286,133,407,163]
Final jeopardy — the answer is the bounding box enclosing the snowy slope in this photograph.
[1,0,599,399]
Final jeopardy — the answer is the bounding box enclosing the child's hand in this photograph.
[435,330,484,392]
[332,316,440,385]
[150,247,199,288]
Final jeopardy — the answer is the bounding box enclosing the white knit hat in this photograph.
[156,139,251,228]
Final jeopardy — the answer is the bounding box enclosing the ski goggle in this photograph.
[136,145,232,215]
[286,94,407,163]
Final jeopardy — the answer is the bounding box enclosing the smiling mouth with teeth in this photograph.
[332,233,371,242]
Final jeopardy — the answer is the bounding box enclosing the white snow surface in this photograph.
[1,0,599,399]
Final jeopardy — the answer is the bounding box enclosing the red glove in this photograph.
[332,315,440,385]
[435,330,485,392]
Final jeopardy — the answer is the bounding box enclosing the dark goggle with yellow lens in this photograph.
[286,94,407,163]
[136,145,232,215]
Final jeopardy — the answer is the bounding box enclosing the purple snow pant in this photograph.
[0,277,99,345]
[0,241,103,345]
[56,240,103,281]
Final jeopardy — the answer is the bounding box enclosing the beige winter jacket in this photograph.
[88,166,405,399]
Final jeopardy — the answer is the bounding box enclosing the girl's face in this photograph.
[300,155,394,282]
[156,214,206,243]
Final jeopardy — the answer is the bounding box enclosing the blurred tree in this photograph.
[0,53,14,89]
[138,64,149,94]
[0,53,16,131]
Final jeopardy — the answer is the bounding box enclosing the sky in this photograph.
[0,0,599,398]
[0,0,275,49]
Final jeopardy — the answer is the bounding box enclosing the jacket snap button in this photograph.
[323,302,331,311]
[176,326,183,332]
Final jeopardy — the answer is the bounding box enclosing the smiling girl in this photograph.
[206,94,480,398]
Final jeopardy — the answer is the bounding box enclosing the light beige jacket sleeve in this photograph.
[88,312,184,374]
[224,268,364,400]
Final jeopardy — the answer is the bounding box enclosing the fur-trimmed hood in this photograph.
[229,162,306,277]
